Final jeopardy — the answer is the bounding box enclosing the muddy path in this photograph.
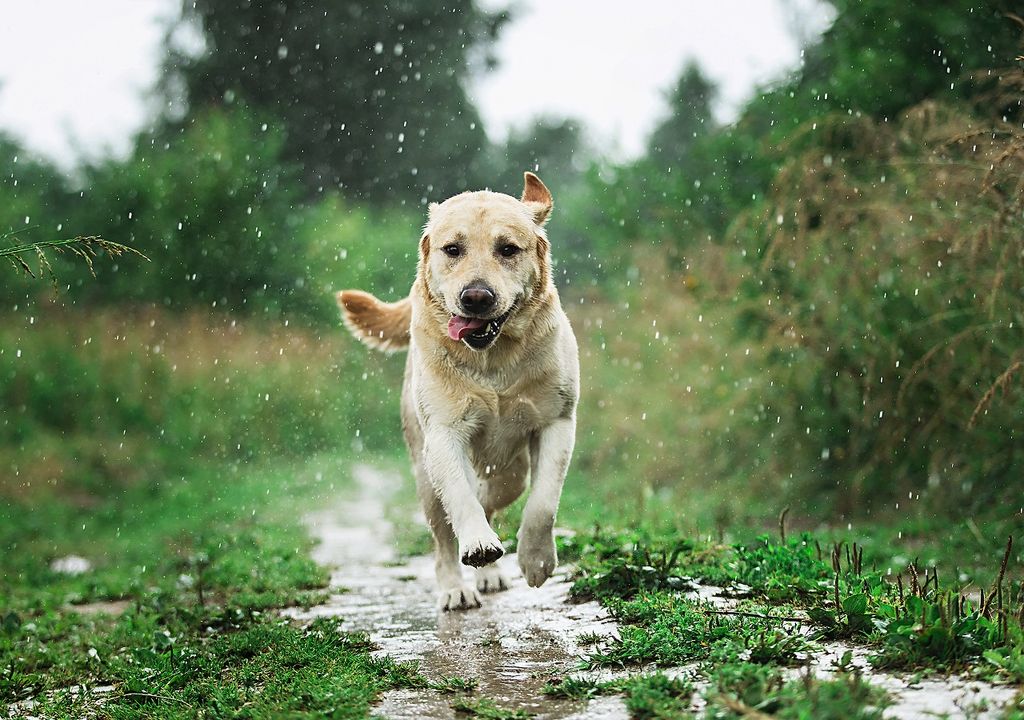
[287,465,1019,719]
[284,464,625,719]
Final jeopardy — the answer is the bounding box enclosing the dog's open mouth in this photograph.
[447,311,511,350]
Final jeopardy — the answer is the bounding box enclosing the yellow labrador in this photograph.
[336,173,579,610]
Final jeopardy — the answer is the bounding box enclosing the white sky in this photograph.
[0,1,832,168]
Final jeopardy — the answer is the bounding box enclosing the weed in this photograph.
[1,233,146,280]
[566,532,698,603]
[577,631,605,646]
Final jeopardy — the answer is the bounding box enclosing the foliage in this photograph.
[0,306,403,499]
[0,451,431,716]
[567,527,1024,676]
[163,0,508,202]
[778,0,1022,121]
[729,98,1024,512]
[647,61,718,168]
[451,696,533,719]
[704,664,888,720]
[493,116,591,197]
[63,108,314,316]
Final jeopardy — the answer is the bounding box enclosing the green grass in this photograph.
[1,298,1020,718]
[0,453,428,717]
[704,663,888,719]
[545,674,693,719]
[451,696,533,719]
[565,527,1024,682]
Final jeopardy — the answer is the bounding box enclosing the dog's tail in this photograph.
[335,290,412,353]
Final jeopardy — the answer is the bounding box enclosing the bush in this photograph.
[729,99,1024,513]
[61,108,312,316]
[0,306,403,500]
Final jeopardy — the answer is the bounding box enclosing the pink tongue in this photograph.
[448,315,488,341]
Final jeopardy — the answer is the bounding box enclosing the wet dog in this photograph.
[337,172,579,610]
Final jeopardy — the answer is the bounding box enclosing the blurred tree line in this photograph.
[2,0,1022,517]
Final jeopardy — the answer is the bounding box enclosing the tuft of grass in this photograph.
[622,674,694,720]
[544,673,693,719]
[430,675,479,693]
[705,663,888,719]
[451,696,533,719]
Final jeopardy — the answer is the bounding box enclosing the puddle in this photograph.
[285,464,622,719]
[286,464,1020,719]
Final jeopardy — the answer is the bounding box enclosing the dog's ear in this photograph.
[420,204,440,260]
[521,172,553,226]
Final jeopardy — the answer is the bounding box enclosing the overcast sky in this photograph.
[0,1,832,168]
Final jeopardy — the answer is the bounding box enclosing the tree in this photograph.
[647,61,717,167]
[773,0,1022,124]
[496,116,589,195]
[161,0,508,203]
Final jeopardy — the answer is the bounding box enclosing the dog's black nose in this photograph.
[460,285,496,315]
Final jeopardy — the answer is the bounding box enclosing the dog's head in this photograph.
[419,172,553,351]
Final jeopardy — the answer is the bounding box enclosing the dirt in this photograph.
[286,464,1020,719]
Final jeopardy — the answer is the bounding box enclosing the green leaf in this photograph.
[1,611,21,634]
[842,594,869,615]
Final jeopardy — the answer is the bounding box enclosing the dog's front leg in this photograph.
[422,425,504,568]
[518,416,576,587]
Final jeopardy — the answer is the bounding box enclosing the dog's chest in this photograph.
[476,382,560,446]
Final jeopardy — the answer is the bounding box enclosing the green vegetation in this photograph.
[562,528,1023,697]
[3,0,1024,716]
[705,664,888,720]
[451,696,533,719]
[0,447,432,716]
[545,673,694,719]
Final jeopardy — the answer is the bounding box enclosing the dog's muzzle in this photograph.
[458,309,509,352]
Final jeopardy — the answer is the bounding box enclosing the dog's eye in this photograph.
[498,244,521,258]
[442,244,462,258]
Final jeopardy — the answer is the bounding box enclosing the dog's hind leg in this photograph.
[474,504,511,594]
[474,452,527,594]
[422,484,482,611]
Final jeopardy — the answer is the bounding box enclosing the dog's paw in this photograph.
[459,531,504,568]
[475,564,511,594]
[438,585,482,611]
[517,528,557,588]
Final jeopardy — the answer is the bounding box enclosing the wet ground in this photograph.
[284,464,626,719]
[287,463,1019,719]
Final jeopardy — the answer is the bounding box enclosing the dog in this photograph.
[336,172,579,610]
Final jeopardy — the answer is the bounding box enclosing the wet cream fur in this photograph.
[337,173,579,611]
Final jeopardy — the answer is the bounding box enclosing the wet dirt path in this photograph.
[285,464,1019,719]
[284,464,626,719]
